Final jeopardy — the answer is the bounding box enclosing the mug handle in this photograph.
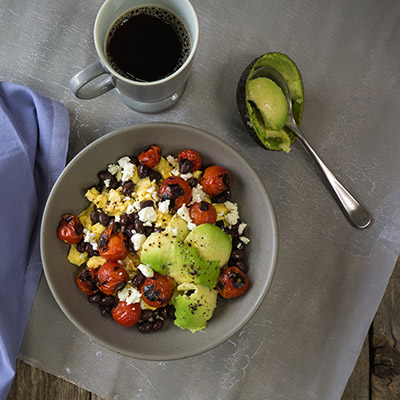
[69,60,115,99]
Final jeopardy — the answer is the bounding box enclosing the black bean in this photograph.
[134,219,145,234]
[231,249,245,261]
[131,271,145,288]
[98,212,110,226]
[179,159,192,174]
[130,156,139,166]
[144,226,153,237]
[100,306,112,316]
[212,190,231,204]
[125,241,134,253]
[167,304,176,320]
[138,165,149,179]
[85,243,95,257]
[97,170,113,180]
[119,214,129,226]
[76,240,86,253]
[224,228,236,238]
[108,177,119,189]
[99,296,116,306]
[152,319,164,331]
[141,309,154,321]
[88,293,102,303]
[233,237,242,249]
[159,307,169,320]
[138,321,152,333]
[236,261,248,273]
[140,200,154,209]
[90,209,99,224]
[187,177,198,188]
[122,181,135,196]
[147,169,162,182]
[94,181,104,192]
[215,220,225,229]
[124,224,135,238]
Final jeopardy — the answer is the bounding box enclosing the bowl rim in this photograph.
[40,122,278,360]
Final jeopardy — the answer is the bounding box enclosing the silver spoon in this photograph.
[251,66,372,229]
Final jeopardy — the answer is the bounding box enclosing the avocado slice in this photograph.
[140,222,229,288]
[237,52,304,152]
[184,224,232,268]
[172,282,218,333]
[169,241,221,288]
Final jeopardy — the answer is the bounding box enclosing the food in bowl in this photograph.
[56,145,251,333]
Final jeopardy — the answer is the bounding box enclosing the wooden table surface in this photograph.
[7,255,400,400]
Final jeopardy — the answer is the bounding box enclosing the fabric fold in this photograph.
[0,82,69,400]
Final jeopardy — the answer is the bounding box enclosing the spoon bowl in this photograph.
[251,66,372,229]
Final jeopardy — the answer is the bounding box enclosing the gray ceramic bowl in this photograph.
[41,122,277,360]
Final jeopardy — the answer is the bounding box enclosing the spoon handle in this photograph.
[289,124,372,229]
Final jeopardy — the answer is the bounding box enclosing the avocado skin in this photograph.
[236,52,304,152]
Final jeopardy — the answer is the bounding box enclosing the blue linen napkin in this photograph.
[0,82,69,400]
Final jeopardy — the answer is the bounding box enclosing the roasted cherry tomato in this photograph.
[177,149,202,172]
[76,268,98,295]
[96,261,129,295]
[137,144,161,168]
[189,201,217,225]
[112,301,142,327]
[158,176,192,209]
[217,266,250,298]
[57,214,84,244]
[200,165,232,196]
[140,272,175,308]
[98,224,129,262]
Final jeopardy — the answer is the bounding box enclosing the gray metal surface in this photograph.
[1,0,399,399]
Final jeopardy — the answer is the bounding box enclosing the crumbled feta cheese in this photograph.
[158,199,170,214]
[103,178,110,188]
[180,172,193,181]
[238,222,247,235]
[239,236,250,244]
[137,263,154,278]
[117,156,131,168]
[146,183,159,201]
[138,206,158,224]
[118,283,141,305]
[125,203,135,215]
[83,228,98,250]
[114,215,120,223]
[224,201,240,226]
[107,163,120,175]
[166,155,178,167]
[190,184,207,204]
[122,163,135,182]
[177,204,196,230]
[130,233,147,251]
[171,168,180,176]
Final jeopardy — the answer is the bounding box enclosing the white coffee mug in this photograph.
[69,0,199,113]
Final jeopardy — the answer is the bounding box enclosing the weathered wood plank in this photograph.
[371,256,400,400]
[341,333,370,400]
[7,359,91,400]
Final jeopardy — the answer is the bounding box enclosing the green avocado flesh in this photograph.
[247,77,288,131]
[140,220,232,332]
[173,282,218,333]
[238,52,304,153]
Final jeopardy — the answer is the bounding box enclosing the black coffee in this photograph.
[105,6,191,82]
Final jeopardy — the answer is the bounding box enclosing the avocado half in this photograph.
[236,52,304,152]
